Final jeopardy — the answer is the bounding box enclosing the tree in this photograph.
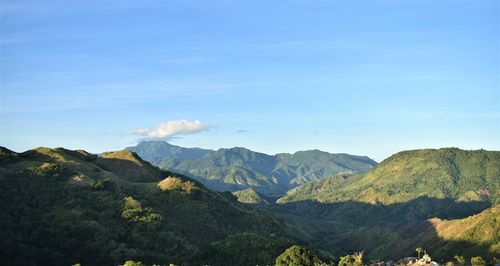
[471,256,485,266]
[338,255,355,266]
[275,245,324,266]
[415,247,424,259]
[123,261,145,266]
[338,252,363,266]
[454,255,466,265]
[353,251,364,266]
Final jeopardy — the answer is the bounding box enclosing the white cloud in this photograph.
[130,119,209,139]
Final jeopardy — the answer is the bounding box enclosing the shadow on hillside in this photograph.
[19,149,57,162]
[269,197,495,262]
[95,157,164,183]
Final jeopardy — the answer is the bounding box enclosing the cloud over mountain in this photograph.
[131,119,209,139]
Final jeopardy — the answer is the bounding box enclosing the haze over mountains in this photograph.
[126,141,377,195]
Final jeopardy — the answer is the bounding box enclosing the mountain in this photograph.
[125,141,213,164]
[0,146,295,266]
[126,141,377,195]
[2,146,497,265]
[278,148,500,204]
[273,148,499,261]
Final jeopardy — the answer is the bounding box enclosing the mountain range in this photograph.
[273,148,499,260]
[0,146,498,265]
[126,141,377,195]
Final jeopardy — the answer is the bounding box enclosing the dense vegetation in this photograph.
[232,188,269,204]
[279,148,499,204]
[272,148,499,261]
[275,245,326,266]
[127,141,377,195]
[0,146,498,265]
[0,147,295,266]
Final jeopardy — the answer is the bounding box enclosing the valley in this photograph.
[0,145,498,265]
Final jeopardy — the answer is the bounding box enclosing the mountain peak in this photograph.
[137,140,175,147]
[126,141,213,163]
[97,150,166,182]
[101,150,144,165]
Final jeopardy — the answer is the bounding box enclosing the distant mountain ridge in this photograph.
[278,148,500,204]
[126,141,377,195]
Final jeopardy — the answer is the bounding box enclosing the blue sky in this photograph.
[1,0,499,161]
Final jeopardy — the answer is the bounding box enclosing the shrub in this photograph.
[123,261,145,266]
[27,163,71,179]
[338,254,362,266]
[121,196,161,224]
[471,256,485,266]
[275,245,324,266]
[158,176,198,193]
[454,255,466,265]
[90,178,115,191]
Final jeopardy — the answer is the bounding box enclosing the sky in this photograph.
[0,0,499,161]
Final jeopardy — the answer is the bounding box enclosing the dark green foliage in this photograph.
[211,232,294,265]
[127,141,377,195]
[91,178,115,191]
[0,146,295,266]
[26,162,73,179]
[275,245,324,266]
[121,197,161,224]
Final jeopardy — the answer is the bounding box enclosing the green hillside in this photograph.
[1,146,497,265]
[279,148,500,204]
[233,188,269,204]
[273,148,499,261]
[127,141,377,195]
[0,146,295,266]
[390,204,500,259]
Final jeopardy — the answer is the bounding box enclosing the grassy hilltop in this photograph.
[0,146,295,266]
